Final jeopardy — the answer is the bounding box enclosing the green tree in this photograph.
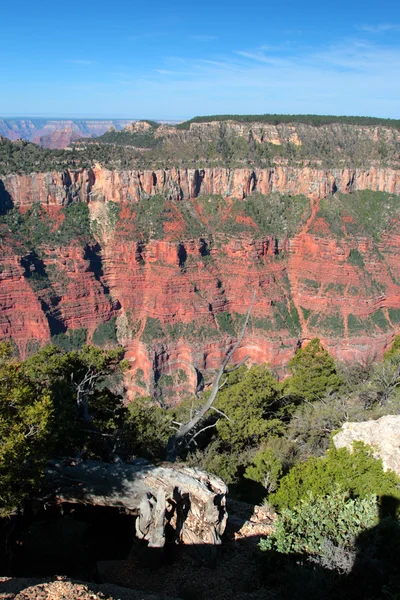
[285,338,342,401]
[271,442,400,512]
[384,335,400,361]
[244,446,283,492]
[120,397,171,460]
[216,365,283,449]
[21,344,128,459]
[0,343,53,516]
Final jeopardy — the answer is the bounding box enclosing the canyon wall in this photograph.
[1,165,400,402]
[2,164,400,208]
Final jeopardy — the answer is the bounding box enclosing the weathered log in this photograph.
[46,459,228,550]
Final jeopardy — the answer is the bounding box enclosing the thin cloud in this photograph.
[357,23,400,33]
[136,37,400,118]
[235,50,290,66]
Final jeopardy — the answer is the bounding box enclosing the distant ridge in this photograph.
[177,114,400,130]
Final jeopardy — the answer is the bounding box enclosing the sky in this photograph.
[0,0,399,119]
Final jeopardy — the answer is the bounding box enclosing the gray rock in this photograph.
[333,415,400,475]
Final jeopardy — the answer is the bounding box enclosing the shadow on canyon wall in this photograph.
[0,180,13,215]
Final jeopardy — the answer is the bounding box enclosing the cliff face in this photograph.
[1,164,400,402]
[2,164,400,208]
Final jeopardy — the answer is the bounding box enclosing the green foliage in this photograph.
[388,309,400,324]
[0,342,53,516]
[187,439,254,485]
[260,488,378,570]
[57,202,92,245]
[97,125,159,148]
[273,299,301,336]
[0,200,93,252]
[370,309,390,331]
[285,338,342,401]
[244,446,283,492]
[121,397,170,460]
[141,317,164,343]
[307,311,345,336]
[286,395,349,460]
[271,443,400,512]
[51,328,87,352]
[92,317,117,346]
[21,343,127,459]
[216,311,235,335]
[106,201,121,230]
[348,249,365,268]
[241,193,310,237]
[216,365,283,449]
[318,191,400,241]
[347,314,380,335]
[384,335,400,360]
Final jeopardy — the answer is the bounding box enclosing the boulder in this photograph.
[332,415,400,475]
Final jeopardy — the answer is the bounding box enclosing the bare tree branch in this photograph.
[166,291,256,461]
[211,406,234,422]
[224,355,250,373]
[188,421,220,446]
[218,377,228,391]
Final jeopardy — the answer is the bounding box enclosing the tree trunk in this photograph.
[46,459,228,551]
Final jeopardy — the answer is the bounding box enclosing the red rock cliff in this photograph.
[1,166,400,402]
[2,165,400,208]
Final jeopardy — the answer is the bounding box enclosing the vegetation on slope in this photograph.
[177,113,400,130]
[1,110,400,174]
[1,335,400,597]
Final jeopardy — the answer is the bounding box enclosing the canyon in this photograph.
[1,119,400,402]
[0,119,135,149]
[1,163,400,402]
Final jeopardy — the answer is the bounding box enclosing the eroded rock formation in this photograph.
[1,162,400,401]
[2,165,400,208]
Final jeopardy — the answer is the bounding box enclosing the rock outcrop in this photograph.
[333,415,400,475]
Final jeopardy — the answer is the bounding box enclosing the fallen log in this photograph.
[46,459,228,551]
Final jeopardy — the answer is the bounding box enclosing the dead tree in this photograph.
[46,459,228,552]
[167,292,256,461]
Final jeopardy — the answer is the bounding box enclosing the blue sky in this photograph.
[1,0,399,119]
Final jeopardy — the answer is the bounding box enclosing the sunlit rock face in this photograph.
[1,162,400,403]
[333,415,400,476]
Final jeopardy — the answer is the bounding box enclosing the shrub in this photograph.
[0,342,53,516]
[270,443,400,512]
[348,249,365,268]
[384,334,400,360]
[141,317,164,343]
[121,397,170,460]
[92,317,117,346]
[260,488,379,573]
[52,328,87,352]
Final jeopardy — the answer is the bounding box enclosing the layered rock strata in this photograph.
[1,166,400,401]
